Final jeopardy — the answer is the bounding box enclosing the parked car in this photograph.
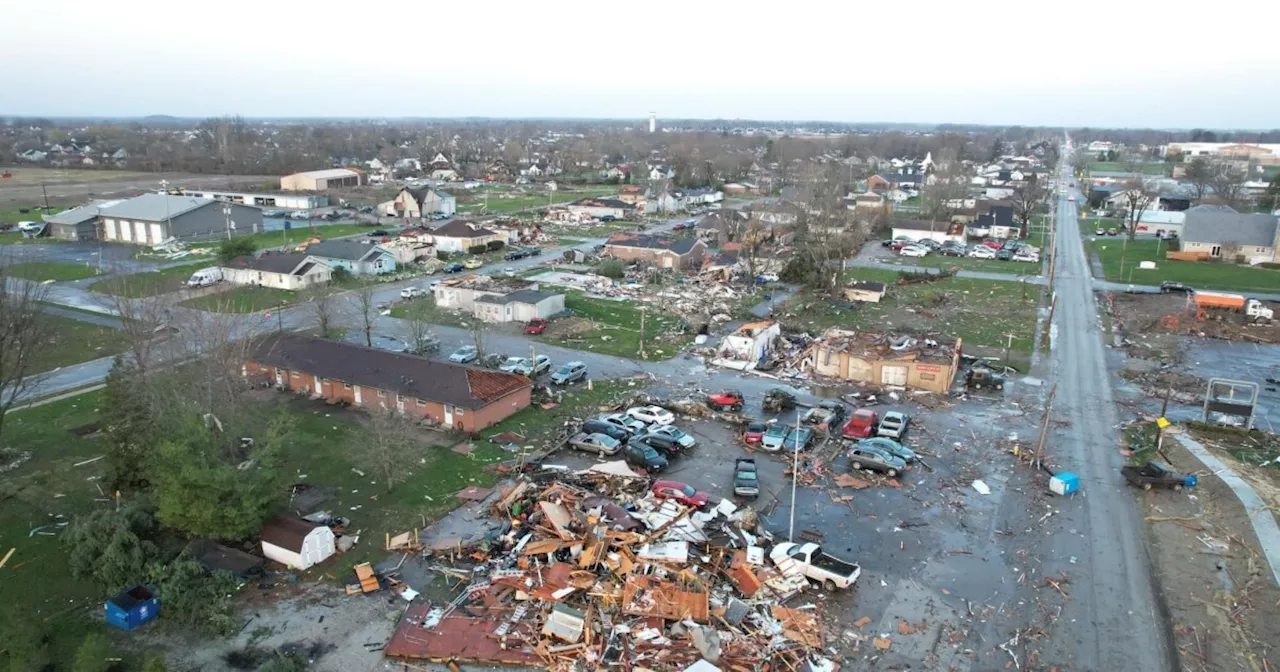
[733,458,760,498]
[1106,228,1118,236]
[400,286,426,299]
[769,542,861,590]
[877,411,909,439]
[1160,281,1194,295]
[996,249,1014,261]
[968,246,996,259]
[626,405,675,426]
[981,240,1003,250]
[186,267,224,288]
[899,245,929,258]
[915,239,940,249]
[550,361,587,385]
[939,246,966,257]
[463,258,484,269]
[262,209,286,218]
[858,437,916,463]
[357,205,375,214]
[568,432,623,456]
[367,229,388,237]
[802,401,847,434]
[782,426,816,452]
[1095,228,1105,235]
[705,389,745,412]
[598,413,648,436]
[841,409,879,439]
[743,421,768,445]
[580,418,629,443]
[635,432,680,456]
[504,249,528,261]
[651,480,711,509]
[846,443,907,477]
[443,263,465,273]
[524,318,549,334]
[500,355,551,376]
[644,425,696,449]
[1121,461,1198,491]
[448,346,478,363]
[623,443,668,472]
[761,423,792,451]
[1012,251,1040,263]
[762,388,797,412]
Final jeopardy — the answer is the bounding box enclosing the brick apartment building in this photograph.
[244,334,532,432]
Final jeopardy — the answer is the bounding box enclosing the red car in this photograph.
[524,318,548,335]
[981,240,1004,251]
[841,409,879,439]
[651,480,711,509]
[706,389,745,412]
[743,421,767,445]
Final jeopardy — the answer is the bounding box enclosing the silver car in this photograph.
[847,443,908,476]
[858,436,916,463]
[877,411,909,439]
[568,432,622,456]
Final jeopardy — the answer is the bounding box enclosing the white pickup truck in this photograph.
[770,542,861,590]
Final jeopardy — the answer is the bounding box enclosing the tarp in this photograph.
[575,461,644,479]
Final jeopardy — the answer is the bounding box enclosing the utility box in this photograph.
[1049,472,1080,496]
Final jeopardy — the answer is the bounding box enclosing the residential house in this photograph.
[602,165,631,181]
[431,220,501,253]
[983,185,1017,200]
[18,149,47,162]
[260,515,336,570]
[616,184,647,207]
[808,329,962,394]
[302,240,397,276]
[473,289,566,324]
[245,332,533,431]
[222,252,332,290]
[843,281,887,303]
[280,168,365,191]
[1180,208,1279,264]
[98,194,264,245]
[846,190,887,211]
[603,234,707,269]
[890,220,965,245]
[434,275,540,312]
[566,197,633,220]
[749,201,804,226]
[652,190,687,213]
[649,165,675,181]
[377,187,457,219]
[683,187,724,205]
[427,153,459,181]
[710,321,781,371]
[1133,210,1186,238]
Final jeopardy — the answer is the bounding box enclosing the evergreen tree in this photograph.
[71,632,113,672]
[101,357,158,491]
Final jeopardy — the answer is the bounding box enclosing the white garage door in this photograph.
[149,223,165,244]
[881,365,908,386]
[104,219,117,240]
[119,220,132,241]
[134,222,148,243]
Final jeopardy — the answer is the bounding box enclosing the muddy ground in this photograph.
[1110,292,1280,360]
[0,167,276,208]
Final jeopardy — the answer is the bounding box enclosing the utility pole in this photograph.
[41,182,50,211]
[1003,332,1016,371]
[1034,383,1058,469]
[788,404,801,542]
[1042,291,1058,347]
[638,309,646,359]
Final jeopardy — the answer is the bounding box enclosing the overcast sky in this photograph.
[5,0,1277,128]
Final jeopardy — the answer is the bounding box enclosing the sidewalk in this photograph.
[1173,432,1280,589]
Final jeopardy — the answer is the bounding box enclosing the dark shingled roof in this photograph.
[260,515,321,553]
[224,252,309,274]
[248,333,531,410]
[475,289,561,305]
[568,197,633,209]
[605,234,702,255]
[433,219,496,237]
[304,240,387,261]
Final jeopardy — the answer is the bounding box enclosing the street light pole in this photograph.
[788,404,801,542]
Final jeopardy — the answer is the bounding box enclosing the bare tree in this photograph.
[360,408,419,492]
[97,269,174,377]
[1182,156,1214,203]
[353,281,377,348]
[1208,163,1248,211]
[1009,176,1046,238]
[0,259,52,436]
[399,301,436,355]
[470,319,489,361]
[1120,177,1160,241]
[300,284,336,338]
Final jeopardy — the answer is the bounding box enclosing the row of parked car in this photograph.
[887,237,1040,262]
[568,405,698,474]
[446,346,588,384]
[740,402,918,477]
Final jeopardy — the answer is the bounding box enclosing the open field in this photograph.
[7,261,102,282]
[1090,237,1280,291]
[36,313,130,371]
[0,167,276,204]
[186,223,374,251]
[1087,161,1170,176]
[455,186,618,214]
[180,286,296,313]
[89,262,209,297]
[0,204,65,227]
[549,291,686,360]
[779,268,1040,368]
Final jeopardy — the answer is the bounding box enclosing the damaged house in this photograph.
[603,234,706,269]
[711,320,781,371]
[804,329,962,393]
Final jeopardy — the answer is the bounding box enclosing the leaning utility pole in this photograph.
[1034,383,1058,469]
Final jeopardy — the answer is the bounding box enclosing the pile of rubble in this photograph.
[382,466,837,671]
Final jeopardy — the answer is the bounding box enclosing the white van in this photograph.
[16,221,42,232]
[186,267,223,288]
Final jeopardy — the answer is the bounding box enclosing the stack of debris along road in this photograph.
[383,463,838,671]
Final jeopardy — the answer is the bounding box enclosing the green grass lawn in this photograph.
[480,379,638,449]
[456,187,619,215]
[89,262,209,297]
[779,268,1040,368]
[6,261,102,282]
[179,286,296,313]
[184,224,374,252]
[554,291,686,360]
[35,313,130,372]
[388,295,471,329]
[1088,161,1170,176]
[1079,216,1122,236]
[1090,238,1280,291]
[0,205,63,226]
[0,390,122,667]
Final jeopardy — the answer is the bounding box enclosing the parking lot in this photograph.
[538,382,1056,668]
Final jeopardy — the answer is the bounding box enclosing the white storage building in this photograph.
[260,515,336,570]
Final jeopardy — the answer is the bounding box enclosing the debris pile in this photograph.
[383,467,840,670]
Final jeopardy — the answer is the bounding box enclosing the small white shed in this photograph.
[260,515,336,570]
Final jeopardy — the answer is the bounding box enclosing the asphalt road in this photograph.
[1035,143,1173,669]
